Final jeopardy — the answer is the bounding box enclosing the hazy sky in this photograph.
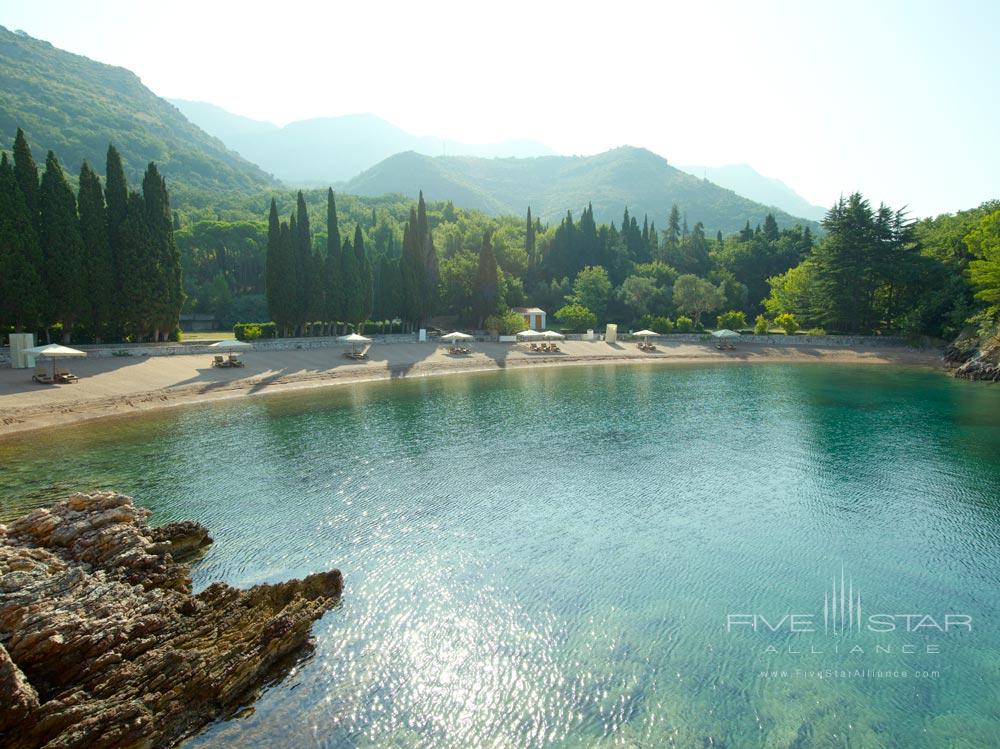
[3,0,996,217]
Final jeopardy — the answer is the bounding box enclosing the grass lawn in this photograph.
[180,331,233,341]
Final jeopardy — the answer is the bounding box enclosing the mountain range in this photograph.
[344,147,818,233]
[1,26,820,233]
[0,26,275,196]
[169,100,556,184]
[679,163,827,221]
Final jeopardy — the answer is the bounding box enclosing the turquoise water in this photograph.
[2,363,999,747]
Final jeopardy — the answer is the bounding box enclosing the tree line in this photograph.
[0,129,183,343]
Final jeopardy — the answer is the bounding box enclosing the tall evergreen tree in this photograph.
[324,188,342,325]
[77,162,114,340]
[526,206,536,266]
[340,233,360,325]
[762,213,780,241]
[38,151,86,342]
[473,231,500,326]
[12,129,39,225]
[354,224,373,326]
[416,191,439,320]
[0,153,44,332]
[117,192,155,339]
[105,144,129,335]
[666,204,681,248]
[265,198,282,324]
[142,163,182,340]
[293,191,311,332]
[399,207,426,328]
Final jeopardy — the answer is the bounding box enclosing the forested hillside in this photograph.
[0,26,276,201]
[345,147,819,235]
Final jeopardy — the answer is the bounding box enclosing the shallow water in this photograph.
[2,363,999,747]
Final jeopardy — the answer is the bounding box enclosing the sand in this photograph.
[0,340,941,438]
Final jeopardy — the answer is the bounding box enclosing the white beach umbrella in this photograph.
[210,339,252,351]
[712,329,741,338]
[441,332,474,341]
[24,343,86,379]
[338,332,372,354]
[541,330,565,340]
[516,329,544,340]
[633,329,659,340]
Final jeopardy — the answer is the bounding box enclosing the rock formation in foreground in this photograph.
[0,492,343,748]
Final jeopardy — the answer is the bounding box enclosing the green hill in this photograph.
[0,26,276,199]
[345,147,819,234]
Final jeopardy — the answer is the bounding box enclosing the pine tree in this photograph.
[38,152,86,342]
[763,213,780,241]
[666,204,681,247]
[416,191,438,320]
[142,163,182,340]
[0,153,44,332]
[323,189,342,327]
[473,231,499,326]
[12,129,39,225]
[78,162,114,340]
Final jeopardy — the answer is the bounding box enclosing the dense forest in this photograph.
[2,130,999,347]
[0,130,182,343]
[175,182,999,343]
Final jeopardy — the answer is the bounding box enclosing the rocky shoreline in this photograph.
[0,492,343,748]
[945,336,1000,381]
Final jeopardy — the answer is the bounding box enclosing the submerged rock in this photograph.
[0,491,343,748]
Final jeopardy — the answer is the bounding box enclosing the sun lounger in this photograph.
[54,367,79,383]
[32,367,55,385]
[212,355,227,367]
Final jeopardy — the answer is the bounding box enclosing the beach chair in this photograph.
[32,366,55,385]
[212,354,226,367]
[550,343,560,352]
[529,342,538,351]
[227,354,245,368]
[355,344,371,360]
[54,366,79,383]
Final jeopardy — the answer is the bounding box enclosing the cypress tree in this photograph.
[354,224,373,326]
[0,153,44,332]
[399,207,426,328]
[265,198,281,323]
[78,162,114,341]
[340,234,360,326]
[416,191,438,319]
[105,145,129,336]
[12,129,39,225]
[294,191,311,332]
[38,151,86,342]
[118,192,155,339]
[525,206,536,266]
[666,204,681,248]
[473,231,499,326]
[142,163,182,340]
[276,220,295,335]
[324,189,342,326]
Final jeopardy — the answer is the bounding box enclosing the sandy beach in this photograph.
[0,340,941,438]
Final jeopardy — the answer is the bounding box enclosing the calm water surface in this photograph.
[1,363,999,747]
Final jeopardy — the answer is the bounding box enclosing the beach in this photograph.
[0,340,941,438]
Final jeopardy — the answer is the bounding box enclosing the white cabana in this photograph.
[25,343,86,382]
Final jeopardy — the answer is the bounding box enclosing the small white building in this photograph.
[513,307,546,331]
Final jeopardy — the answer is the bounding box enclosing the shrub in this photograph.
[805,327,827,336]
[234,322,277,341]
[754,314,769,335]
[716,310,747,331]
[483,315,502,334]
[675,315,694,333]
[499,309,529,335]
[651,316,674,334]
[555,303,598,332]
[775,312,799,335]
